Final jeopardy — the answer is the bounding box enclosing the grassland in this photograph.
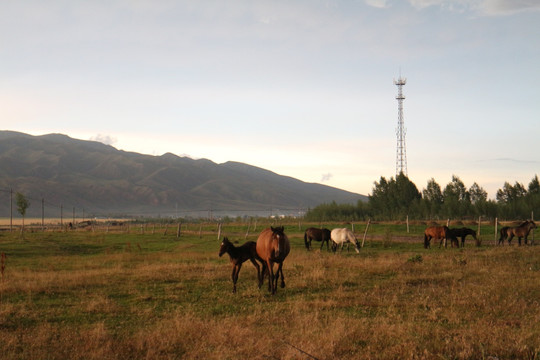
[0,221,539,359]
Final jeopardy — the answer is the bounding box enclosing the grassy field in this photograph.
[0,221,539,359]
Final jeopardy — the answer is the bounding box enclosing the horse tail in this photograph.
[424,233,429,249]
[304,232,309,249]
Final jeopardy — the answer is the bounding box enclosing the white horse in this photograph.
[330,228,360,253]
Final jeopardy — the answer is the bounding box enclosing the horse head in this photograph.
[219,237,231,257]
[270,226,287,258]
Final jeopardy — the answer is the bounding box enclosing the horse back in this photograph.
[425,226,446,238]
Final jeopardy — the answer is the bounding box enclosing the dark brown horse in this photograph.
[448,227,479,247]
[498,220,537,246]
[424,225,457,249]
[219,237,262,293]
[256,226,290,294]
[304,227,331,251]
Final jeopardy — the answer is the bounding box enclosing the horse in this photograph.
[448,227,478,247]
[330,228,360,253]
[424,226,457,249]
[219,237,262,293]
[498,220,537,246]
[304,227,331,251]
[256,226,290,294]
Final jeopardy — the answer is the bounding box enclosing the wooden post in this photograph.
[494,218,498,246]
[9,189,13,233]
[361,219,371,248]
[406,215,409,233]
[176,223,181,238]
[217,223,222,241]
[531,211,535,245]
[477,216,481,238]
[41,198,45,232]
[245,219,250,240]
[199,224,202,239]
[446,218,450,227]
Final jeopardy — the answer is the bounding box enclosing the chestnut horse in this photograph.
[219,237,262,293]
[424,225,458,249]
[256,226,290,294]
[449,227,479,247]
[304,227,331,251]
[498,220,537,246]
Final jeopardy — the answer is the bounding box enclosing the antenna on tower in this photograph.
[394,74,407,177]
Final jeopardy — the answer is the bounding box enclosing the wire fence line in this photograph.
[0,186,308,232]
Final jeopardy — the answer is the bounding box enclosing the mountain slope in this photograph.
[0,131,366,217]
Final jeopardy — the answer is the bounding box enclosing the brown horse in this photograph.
[219,237,262,293]
[448,227,479,247]
[304,227,331,251]
[256,226,290,294]
[424,225,457,249]
[498,220,537,246]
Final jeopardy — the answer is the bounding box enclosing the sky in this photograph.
[1,0,539,200]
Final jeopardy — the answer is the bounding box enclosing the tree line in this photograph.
[305,174,540,221]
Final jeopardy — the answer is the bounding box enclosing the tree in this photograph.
[442,175,470,218]
[496,181,528,219]
[422,178,443,218]
[369,173,421,220]
[469,182,487,204]
[15,192,30,234]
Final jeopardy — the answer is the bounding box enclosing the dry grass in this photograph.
[0,230,539,359]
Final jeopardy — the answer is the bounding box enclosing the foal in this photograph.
[219,237,262,293]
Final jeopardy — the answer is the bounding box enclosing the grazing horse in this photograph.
[304,227,331,251]
[256,227,290,294]
[498,220,537,246]
[330,228,360,253]
[449,227,479,247]
[424,226,457,249]
[219,237,262,293]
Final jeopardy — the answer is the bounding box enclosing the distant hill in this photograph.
[0,131,367,217]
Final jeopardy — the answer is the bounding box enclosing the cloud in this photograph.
[478,0,540,16]
[321,173,333,182]
[383,0,540,15]
[90,134,117,146]
[364,0,390,8]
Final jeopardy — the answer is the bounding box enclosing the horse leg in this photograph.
[232,263,242,293]
[277,262,285,288]
[258,261,268,289]
[249,258,261,287]
[266,260,275,293]
[508,234,514,245]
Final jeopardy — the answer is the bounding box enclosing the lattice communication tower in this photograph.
[394,75,407,176]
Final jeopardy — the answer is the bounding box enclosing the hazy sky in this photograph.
[1,0,539,199]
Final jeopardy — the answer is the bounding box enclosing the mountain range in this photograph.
[0,131,366,218]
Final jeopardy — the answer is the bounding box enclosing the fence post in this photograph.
[10,188,13,233]
[217,223,222,241]
[41,198,45,232]
[494,218,498,246]
[361,219,371,248]
[406,215,409,233]
[477,216,481,238]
